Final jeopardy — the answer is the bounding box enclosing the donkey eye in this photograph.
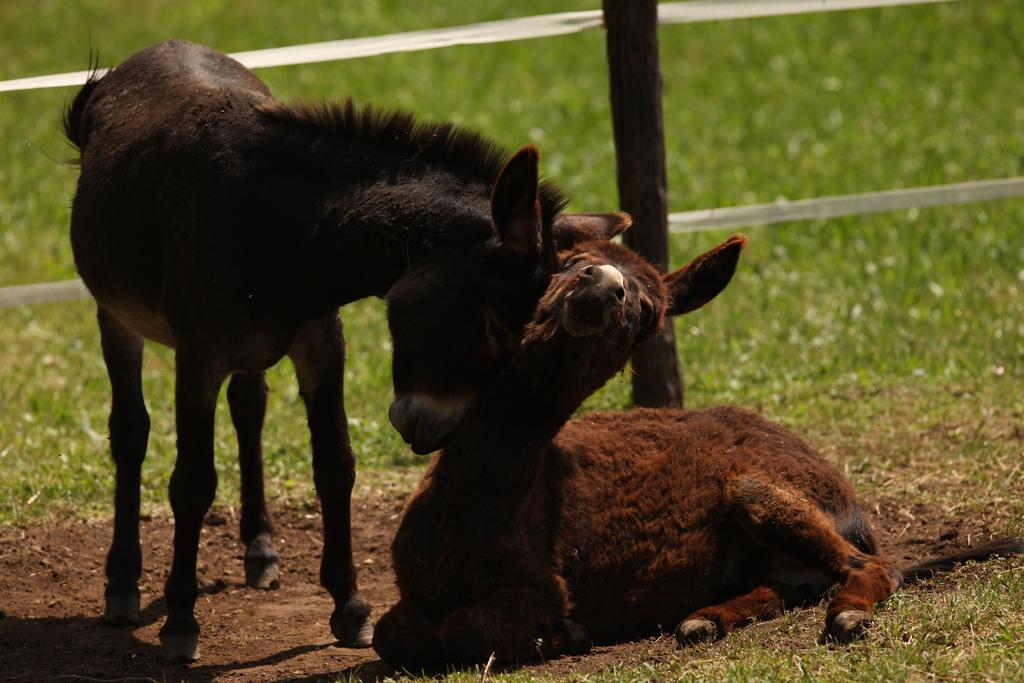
[563,253,590,271]
[637,303,654,330]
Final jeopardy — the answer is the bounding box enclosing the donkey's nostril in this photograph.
[613,285,625,302]
[580,265,596,278]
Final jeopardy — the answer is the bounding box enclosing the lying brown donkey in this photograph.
[373,235,1023,667]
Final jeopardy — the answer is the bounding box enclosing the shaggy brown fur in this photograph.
[374,237,1023,668]
[63,40,629,662]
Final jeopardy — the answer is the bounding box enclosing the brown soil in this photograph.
[0,484,1010,682]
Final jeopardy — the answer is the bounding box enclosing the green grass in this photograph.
[358,558,1024,681]
[1,1,1022,679]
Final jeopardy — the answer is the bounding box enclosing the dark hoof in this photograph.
[245,557,280,590]
[244,554,280,590]
[159,616,200,662]
[676,618,717,646]
[827,610,871,644]
[159,632,200,663]
[244,534,281,590]
[557,618,592,655]
[103,589,140,626]
[331,595,373,647]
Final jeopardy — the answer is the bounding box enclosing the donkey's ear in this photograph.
[663,235,747,316]
[491,145,542,258]
[552,212,632,249]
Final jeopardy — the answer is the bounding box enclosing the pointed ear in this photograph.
[491,145,542,258]
[552,212,632,250]
[663,235,747,316]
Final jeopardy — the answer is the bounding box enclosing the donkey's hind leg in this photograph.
[823,558,901,643]
[227,371,280,589]
[98,308,150,626]
[726,474,901,644]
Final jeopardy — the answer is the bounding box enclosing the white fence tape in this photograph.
[0,0,982,309]
[0,0,957,94]
[0,279,89,308]
[2,175,1020,309]
[668,176,1024,233]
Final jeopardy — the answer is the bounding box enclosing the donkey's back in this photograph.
[68,40,289,350]
[67,39,270,151]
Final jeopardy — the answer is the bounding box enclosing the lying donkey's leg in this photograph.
[98,308,150,626]
[439,587,590,665]
[824,558,901,643]
[676,579,821,645]
[725,473,901,644]
[373,599,444,671]
[227,371,280,589]
[677,584,784,645]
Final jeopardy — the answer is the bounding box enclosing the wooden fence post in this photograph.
[603,0,683,407]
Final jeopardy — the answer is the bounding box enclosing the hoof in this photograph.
[244,535,281,590]
[827,609,871,644]
[331,595,373,647]
[557,618,592,655]
[244,555,280,590]
[159,632,200,663]
[676,618,717,646]
[102,590,140,626]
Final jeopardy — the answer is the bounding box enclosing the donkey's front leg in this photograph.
[676,581,815,646]
[98,308,150,626]
[227,371,280,589]
[373,598,444,670]
[158,350,226,662]
[440,587,589,665]
[289,313,372,647]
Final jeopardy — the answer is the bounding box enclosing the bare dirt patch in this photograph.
[0,485,1011,682]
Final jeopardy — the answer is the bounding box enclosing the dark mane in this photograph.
[260,98,569,220]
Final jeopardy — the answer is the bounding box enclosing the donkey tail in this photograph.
[63,51,104,151]
[900,536,1023,585]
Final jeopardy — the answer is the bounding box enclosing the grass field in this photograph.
[0,1,1022,680]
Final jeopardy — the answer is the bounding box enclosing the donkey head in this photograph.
[519,234,748,402]
[386,145,631,454]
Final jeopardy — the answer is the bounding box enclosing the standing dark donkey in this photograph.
[373,236,1023,668]
[64,39,629,662]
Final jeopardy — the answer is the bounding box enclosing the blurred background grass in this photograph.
[0,0,1021,528]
